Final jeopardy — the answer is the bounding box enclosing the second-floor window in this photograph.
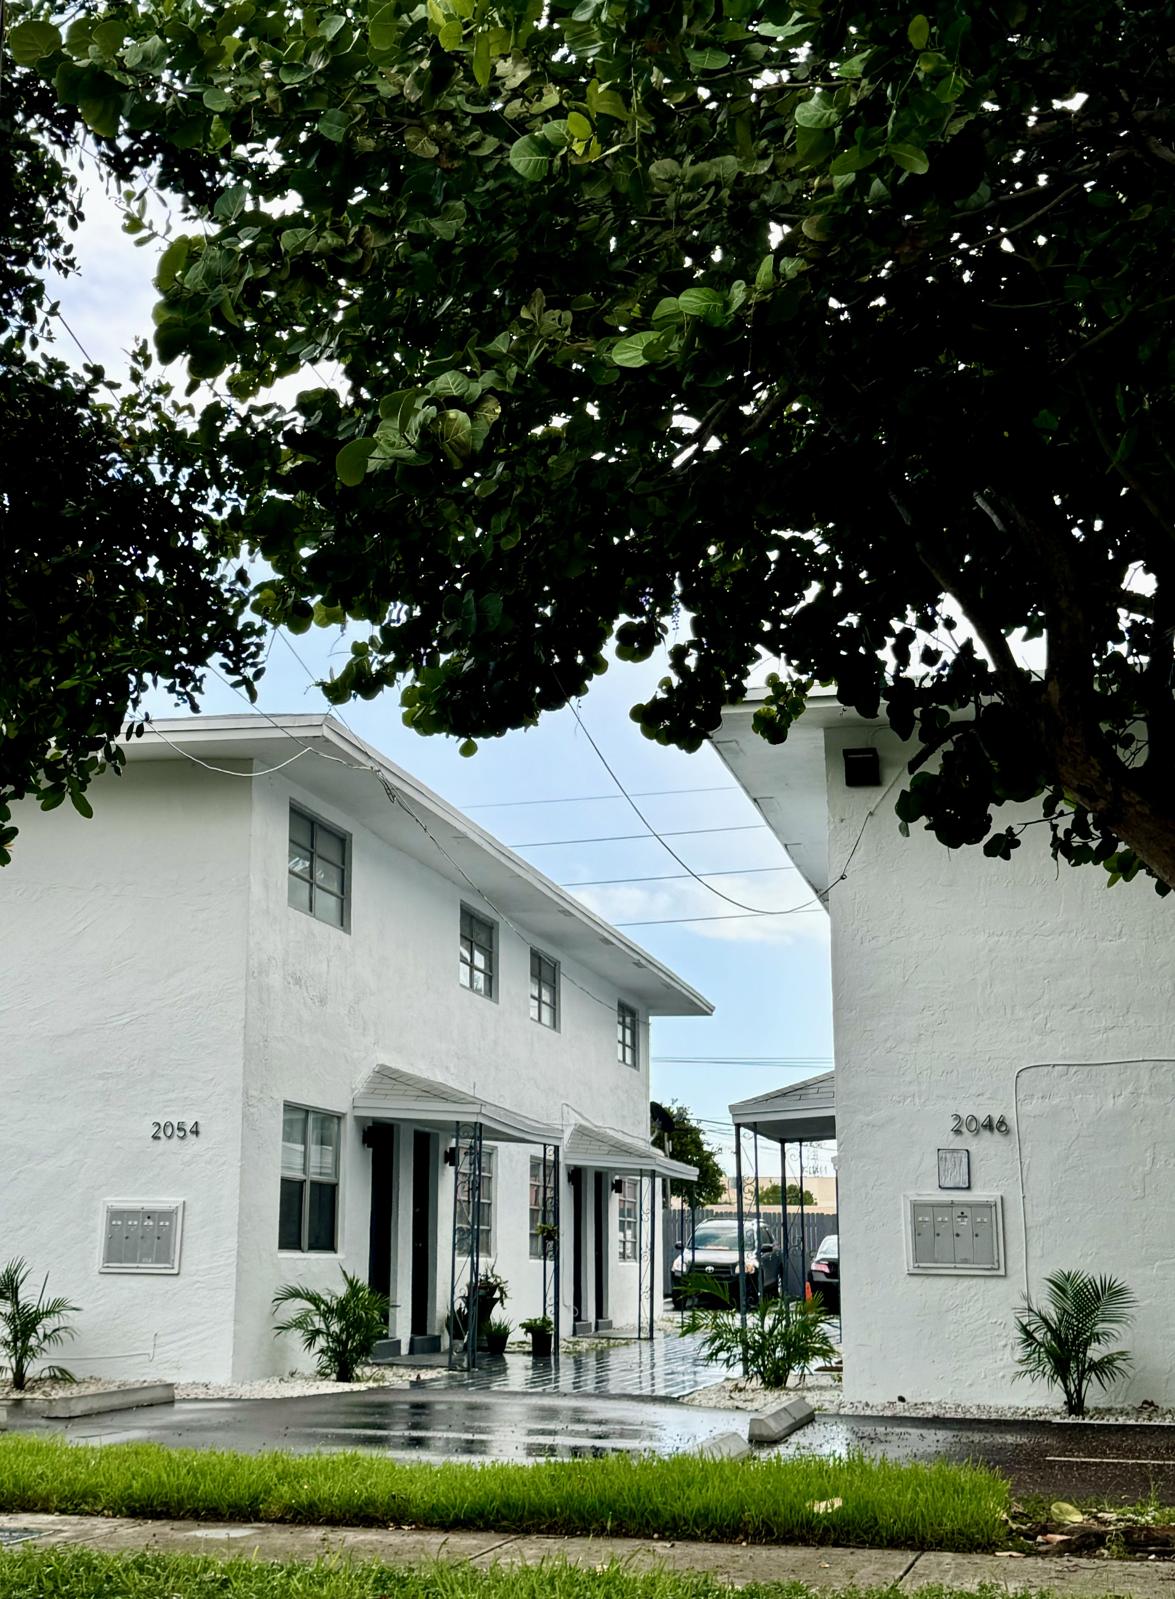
[288,807,348,928]
[618,1178,638,1261]
[617,1001,639,1069]
[279,1105,340,1252]
[529,949,558,1029]
[459,907,496,999]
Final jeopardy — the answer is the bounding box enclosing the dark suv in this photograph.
[671,1219,780,1307]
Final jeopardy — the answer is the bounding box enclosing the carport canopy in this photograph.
[729,1070,836,1142]
[354,1064,562,1145]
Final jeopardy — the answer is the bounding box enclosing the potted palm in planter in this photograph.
[520,1315,553,1357]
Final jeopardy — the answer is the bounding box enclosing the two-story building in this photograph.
[715,687,1175,1408]
[0,715,708,1383]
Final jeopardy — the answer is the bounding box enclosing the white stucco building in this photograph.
[715,689,1175,1407]
[0,716,707,1383]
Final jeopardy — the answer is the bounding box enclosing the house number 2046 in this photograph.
[950,1113,1009,1135]
[151,1121,200,1141]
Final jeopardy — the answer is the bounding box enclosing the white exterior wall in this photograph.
[827,726,1175,1406]
[234,770,653,1378]
[0,762,251,1383]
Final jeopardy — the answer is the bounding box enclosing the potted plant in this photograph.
[485,1317,511,1357]
[520,1315,553,1357]
[535,1222,559,1255]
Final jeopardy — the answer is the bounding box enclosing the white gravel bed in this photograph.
[174,1368,444,1400]
[683,1376,1175,1425]
[0,1378,150,1402]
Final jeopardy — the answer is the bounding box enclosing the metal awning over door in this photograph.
[354,1064,562,1145]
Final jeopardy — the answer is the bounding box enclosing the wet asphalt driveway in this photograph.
[776,1412,1175,1502]
[28,1386,739,1464]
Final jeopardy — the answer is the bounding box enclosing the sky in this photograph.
[51,166,836,1180]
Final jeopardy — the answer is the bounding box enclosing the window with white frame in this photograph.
[528,1155,544,1258]
[459,906,496,999]
[617,1001,639,1069]
[455,1145,495,1254]
[529,949,558,1029]
[288,807,348,928]
[279,1105,340,1251]
[618,1178,638,1261]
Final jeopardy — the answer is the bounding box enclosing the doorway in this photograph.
[410,1129,435,1340]
[366,1125,395,1311]
[593,1172,609,1327]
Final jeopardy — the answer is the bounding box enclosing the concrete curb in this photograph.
[695,1430,752,1460]
[14,1384,177,1420]
[749,1396,815,1445]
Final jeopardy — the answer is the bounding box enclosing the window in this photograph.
[529,949,558,1029]
[617,1001,639,1069]
[618,1178,638,1262]
[288,808,348,928]
[459,907,496,999]
[279,1105,340,1252]
[455,1145,494,1255]
[528,1153,556,1258]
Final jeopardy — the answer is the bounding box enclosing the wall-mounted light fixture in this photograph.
[611,1177,624,1194]
[843,747,881,787]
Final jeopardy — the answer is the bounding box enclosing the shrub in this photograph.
[272,1270,389,1382]
[519,1316,552,1334]
[683,1285,836,1389]
[0,1258,79,1392]
[1014,1268,1136,1416]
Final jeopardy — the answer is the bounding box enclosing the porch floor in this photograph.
[428,1329,728,1400]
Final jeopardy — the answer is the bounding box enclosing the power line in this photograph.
[462,784,742,809]
[510,823,769,848]
[615,907,824,927]
[563,865,793,888]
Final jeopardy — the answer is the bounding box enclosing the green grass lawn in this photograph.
[0,1435,1007,1551]
[0,1551,1024,1599]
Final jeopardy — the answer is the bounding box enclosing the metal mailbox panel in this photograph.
[100,1202,183,1274]
[906,1195,1002,1275]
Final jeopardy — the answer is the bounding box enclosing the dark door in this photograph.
[410,1129,432,1337]
[571,1168,585,1322]
[593,1172,607,1321]
[366,1126,395,1306]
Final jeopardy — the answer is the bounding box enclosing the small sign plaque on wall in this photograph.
[937,1148,971,1190]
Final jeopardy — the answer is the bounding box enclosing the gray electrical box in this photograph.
[100,1202,183,1274]
[906,1195,1002,1275]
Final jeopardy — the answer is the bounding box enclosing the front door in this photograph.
[571,1167,585,1326]
[593,1172,608,1325]
[410,1129,434,1337]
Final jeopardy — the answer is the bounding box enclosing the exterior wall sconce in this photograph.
[843,747,881,787]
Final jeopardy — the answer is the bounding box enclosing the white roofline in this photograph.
[134,715,712,1018]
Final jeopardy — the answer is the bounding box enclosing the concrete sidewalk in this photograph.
[4,1513,1175,1594]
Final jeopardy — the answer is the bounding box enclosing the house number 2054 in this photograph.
[151,1121,200,1140]
[950,1113,1009,1135]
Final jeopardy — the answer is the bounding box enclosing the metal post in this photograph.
[468,1122,483,1371]
[734,1129,748,1375]
[752,1127,763,1293]
[798,1139,808,1306]
[552,1146,561,1361]
[448,1122,461,1371]
[780,1139,790,1300]
[649,1173,658,1341]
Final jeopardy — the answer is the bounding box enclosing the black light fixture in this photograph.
[443,1145,457,1167]
[842,747,881,787]
[611,1176,624,1194]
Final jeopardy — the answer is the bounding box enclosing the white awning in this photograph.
[563,1120,697,1183]
[354,1064,561,1146]
[729,1070,835,1142]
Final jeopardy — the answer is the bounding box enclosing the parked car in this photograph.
[806,1232,839,1313]
[671,1219,780,1308]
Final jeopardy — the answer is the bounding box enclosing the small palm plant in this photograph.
[1014,1269,1136,1416]
[0,1258,80,1391]
[682,1279,837,1389]
[272,1270,390,1382]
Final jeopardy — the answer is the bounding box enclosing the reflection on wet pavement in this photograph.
[40,1387,738,1464]
[426,1331,728,1399]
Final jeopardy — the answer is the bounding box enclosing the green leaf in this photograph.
[907,13,930,49]
[471,30,493,87]
[612,330,666,368]
[889,143,930,174]
[336,437,376,486]
[437,18,463,50]
[801,212,837,241]
[836,50,873,78]
[567,110,592,140]
[677,286,727,322]
[78,95,122,139]
[755,254,774,290]
[317,109,350,142]
[436,409,474,463]
[793,93,841,130]
[683,47,731,70]
[69,789,94,820]
[154,236,190,292]
[280,227,317,254]
[509,134,552,182]
[369,3,397,50]
[7,19,63,64]
[404,126,439,158]
[213,184,248,221]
